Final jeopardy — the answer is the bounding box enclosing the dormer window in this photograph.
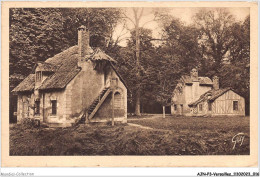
[36,71,42,82]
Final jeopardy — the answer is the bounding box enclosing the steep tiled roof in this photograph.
[90,48,117,63]
[110,64,129,91]
[12,74,35,92]
[37,62,58,72]
[39,46,81,90]
[181,75,213,85]
[13,45,124,92]
[12,46,80,92]
[188,87,232,106]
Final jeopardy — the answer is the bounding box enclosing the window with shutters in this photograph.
[114,92,122,109]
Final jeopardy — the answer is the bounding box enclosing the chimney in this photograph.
[78,25,90,64]
[212,76,219,90]
[190,68,199,101]
[190,68,198,81]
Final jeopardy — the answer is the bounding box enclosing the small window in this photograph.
[233,101,238,111]
[174,105,177,111]
[199,104,203,111]
[36,71,42,82]
[51,100,57,115]
[35,100,40,115]
[208,102,212,111]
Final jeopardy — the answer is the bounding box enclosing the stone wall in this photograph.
[17,93,32,122]
[17,90,67,125]
[65,61,127,123]
[94,88,127,122]
[43,90,66,124]
[172,84,212,116]
[65,60,105,119]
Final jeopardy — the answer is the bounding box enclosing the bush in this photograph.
[20,118,35,129]
[20,118,41,129]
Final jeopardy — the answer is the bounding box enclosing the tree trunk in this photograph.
[133,8,142,117]
[134,88,141,116]
[163,106,165,119]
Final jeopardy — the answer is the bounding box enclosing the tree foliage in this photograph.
[9,8,122,84]
[114,28,155,107]
[193,8,235,76]
[218,15,250,114]
[9,8,66,77]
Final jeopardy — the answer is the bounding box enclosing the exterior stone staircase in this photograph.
[87,87,111,120]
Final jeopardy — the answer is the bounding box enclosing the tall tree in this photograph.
[156,14,202,76]
[218,15,250,115]
[59,8,122,50]
[9,8,66,77]
[120,8,146,116]
[147,46,180,118]
[114,27,155,113]
[132,8,143,116]
[193,8,235,76]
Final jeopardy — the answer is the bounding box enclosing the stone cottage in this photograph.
[171,68,245,116]
[12,26,128,126]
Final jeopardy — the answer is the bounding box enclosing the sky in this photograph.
[113,7,250,47]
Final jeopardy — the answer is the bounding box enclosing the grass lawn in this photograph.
[10,116,249,155]
[128,116,250,155]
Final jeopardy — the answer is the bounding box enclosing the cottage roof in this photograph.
[12,74,35,92]
[37,62,58,72]
[188,87,232,106]
[181,75,213,85]
[12,45,125,92]
[89,48,117,63]
[110,63,129,91]
[38,46,81,90]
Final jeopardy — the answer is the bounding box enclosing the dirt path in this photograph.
[127,122,171,132]
[127,114,172,131]
[127,123,153,130]
[128,114,171,120]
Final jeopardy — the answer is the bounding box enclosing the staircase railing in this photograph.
[78,82,112,124]
[87,87,111,120]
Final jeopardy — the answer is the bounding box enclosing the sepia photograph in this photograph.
[1,1,258,168]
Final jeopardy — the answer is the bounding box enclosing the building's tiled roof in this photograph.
[181,75,213,85]
[38,46,81,90]
[12,46,123,92]
[110,63,129,91]
[37,62,58,72]
[12,74,35,92]
[188,87,232,106]
[89,48,117,63]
